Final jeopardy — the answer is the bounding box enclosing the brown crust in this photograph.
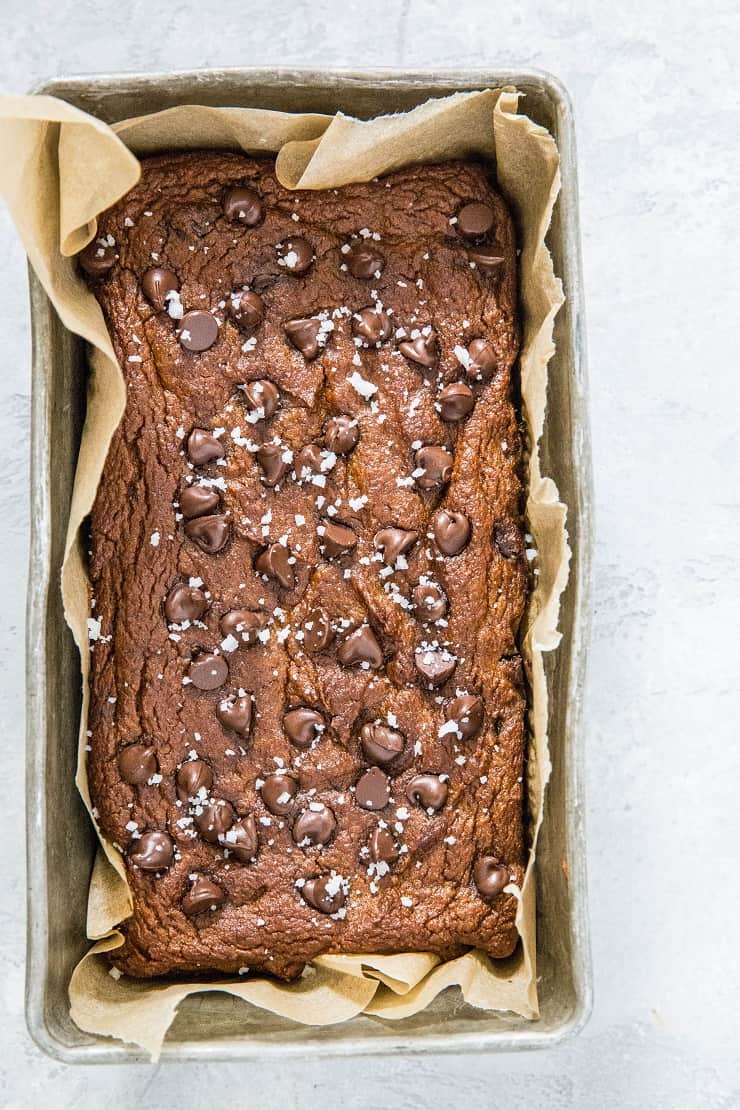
[85,153,527,979]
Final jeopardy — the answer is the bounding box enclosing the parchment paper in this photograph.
[0,87,567,1060]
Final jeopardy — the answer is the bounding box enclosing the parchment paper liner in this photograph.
[0,87,567,1060]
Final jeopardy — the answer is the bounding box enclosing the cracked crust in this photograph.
[85,153,527,979]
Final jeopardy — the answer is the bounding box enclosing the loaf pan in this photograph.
[25,66,592,1063]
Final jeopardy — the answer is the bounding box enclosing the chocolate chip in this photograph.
[324,415,359,455]
[493,520,524,559]
[467,242,506,273]
[293,805,336,847]
[473,856,509,898]
[223,186,263,225]
[185,514,230,554]
[220,609,268,647]
[182,873,225,916]
[464,338,498,382]
[188,651,228,691]
[128,830,173,872]
[301,607,333,652]
[456,201,495,239]
[406,773,448,811]
[356,766,390,810]
[293,443,324,480]
[277,237,314,275]
[319,519,356,558]
[414,646,456,686]
[368,826,398,863]
[432,509,471,556]
[337,624,383,668]
[186,428,225,465]
[345,242,385,280]
[284,707,325,749]
[398,330,438,369]
[176,759,213,802]
[79,237,116,278]
[254,542,295,589]
[302,875,345,915]
[414,445,453,490]
[242,378,279,418]
[360,723,405,766]
[412,582,448,621]
[228,289,265,333]
[178,310,219,352]
[180,484,220,519]
[194,798,234,843]
[261,773,298,815]
[216,692,252,736]
[352,306,392,347]
[438,382,475,421]
[444,693,484,740]
[142,267,179,310]
[164,582,208,623]
[225,815,259,862]
[118,743,157,786]
[374,526,417,565]
[257,442,290,487]
[284,316,321,360]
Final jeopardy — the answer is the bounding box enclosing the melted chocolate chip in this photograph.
[220,609,268,646]
[176,759,213,803]
[185,514,230,554]
[194,798,234,843]
[129,830,173,872]
[319,519,357,558]
[118,743,158,786]
[398,330,438,369]
[178,310,219,352]
[302,875,345,915]
[464,338,498,382]
[438,382,475,421]
[186,428,225,465]
[255,543,295,589]
[242,378,279,418]
[444,693,484,740]
[467,242,506,273]
[293,443,324,479]
[374,527,417,565]
[369,826,398,864]
[337,624,384,668]
[223,186,263,225]
[188,651,228,691]
[345,242,385,280]
[293,806,337,847]
[277,237,314,274]
[414,445,453,490]
[432,509,471,556]
[164,582,208,623]
[228,289,265,333]
[216,692,252,736]
[182,874,225,916]
[406,773,448,811]
[324,415,359,455]
[412,581,448,621]
[257,442,290,486]
[493,520,524,559]
[225,815,259,862]
[414,646,457,686]
[301,607,333,652]
[360,723,405,766]
[352,306,392,347]
[284,707,325,749]
[79,237,116,278]
[456,201,495,239]
[142,267,179,310]
[356,766,390,810]
[473,856,509,898]
[261,773,298,815]
[284,316,321,360]
[180,484,220,519]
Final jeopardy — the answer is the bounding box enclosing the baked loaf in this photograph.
[82,152,528,979]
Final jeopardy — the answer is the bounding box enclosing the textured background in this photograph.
[1,2,739,1107]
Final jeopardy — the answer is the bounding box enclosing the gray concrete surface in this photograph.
[1,1,739,1106]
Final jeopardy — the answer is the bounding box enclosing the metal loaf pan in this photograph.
[25,67,592,1063]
